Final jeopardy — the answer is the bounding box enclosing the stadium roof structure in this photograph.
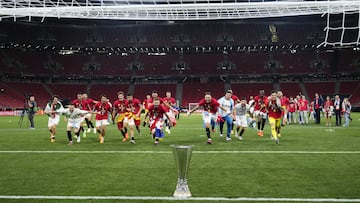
[0,0,359,21]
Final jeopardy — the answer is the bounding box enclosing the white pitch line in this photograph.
[0,195,359,202]
[0,150,359,154]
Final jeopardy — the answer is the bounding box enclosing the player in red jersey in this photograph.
[145,98,172,145]
[163,91,177,134]
[125,93,143,143]
[112,91,129,142]
[251,90,268,137]
[324,96,334,127]
[287,97,297,124]
[94,95,112,144]
[72,93,83,109]
[188,92,228,144]
[142,94,152,127]
[267,90,286,144]
[82,93,97,134]
[298,95,309,125]
[277,91,289,127]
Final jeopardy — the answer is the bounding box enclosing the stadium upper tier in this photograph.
[0,19,325,47]
[0,49,358,76]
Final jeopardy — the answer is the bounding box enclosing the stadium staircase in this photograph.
[299,81,308,99]
[176,82,183,107]
[42,83,53,97]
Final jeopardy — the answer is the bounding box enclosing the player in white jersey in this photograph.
[217,90,235,140]
[62,103,89,145]
[44,95,64,143]
[233,97,250,140]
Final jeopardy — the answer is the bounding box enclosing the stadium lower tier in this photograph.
[0,80,359,109]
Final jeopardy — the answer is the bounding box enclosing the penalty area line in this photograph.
[0,196,359,202]
[0,150,359,154]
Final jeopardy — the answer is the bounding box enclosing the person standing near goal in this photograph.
[187,92,229,144]
[44,95,64,143]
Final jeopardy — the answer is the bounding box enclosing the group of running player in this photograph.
[42,88,351,146]
[43,91,178,146]
[188,89,287,145]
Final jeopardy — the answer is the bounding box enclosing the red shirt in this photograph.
[113,99,127,114]
[163,97,176,111]
[324,100,333,112]
[299,99,309,111]
[280,96,290,108]
[198,98,220,114]
[94,102,112,120]
[254,95,268,112]
[143,98,152,110]
[72,99,82,109]
[231,95,240,103]
[148,104,168,119]
[126,98,142,114]
[82,98,95,111]
[267,99,282,119]
[163,97,176,106]
[288,102,296,113]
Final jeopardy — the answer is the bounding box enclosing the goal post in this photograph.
[188,103,203,113]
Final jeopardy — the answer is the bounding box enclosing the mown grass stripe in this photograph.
[0,195,359,202]
[0,150,359,154]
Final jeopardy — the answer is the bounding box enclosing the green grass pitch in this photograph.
[0,113,360,203]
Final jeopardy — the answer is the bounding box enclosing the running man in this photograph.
[145,98,173,145]
[125,93,143,144]
[72,92,86,137]
[163,91,176,134]
[252,90,268,137]
[217,90,235,141]
[94,95,112,144]
[188,92,229,144]
[233,97,250,140]
[267,90,287,144]
[113,91,128,142]
[82,93,97,134]
[44,95,64,143]
[62,103,89,145]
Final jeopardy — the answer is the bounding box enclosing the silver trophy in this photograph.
[171,145,193,198]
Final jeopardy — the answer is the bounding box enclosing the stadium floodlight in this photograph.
[0,0,359,21]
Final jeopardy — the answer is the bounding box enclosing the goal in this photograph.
[188,103,203,113]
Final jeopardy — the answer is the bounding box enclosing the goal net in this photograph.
[188,103,203,113]
[320,6,360,47]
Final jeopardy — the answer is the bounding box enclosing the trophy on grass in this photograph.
[171,145,193,198]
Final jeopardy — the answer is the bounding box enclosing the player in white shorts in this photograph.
[234,97,250,140]
[62,103,89,145]
[94,95,112,144]
[44,95,64,143]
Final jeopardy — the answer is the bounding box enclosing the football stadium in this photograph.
[0,0,360,202]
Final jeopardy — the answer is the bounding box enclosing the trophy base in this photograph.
[173,179,192,198]
[173,191,192,198]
